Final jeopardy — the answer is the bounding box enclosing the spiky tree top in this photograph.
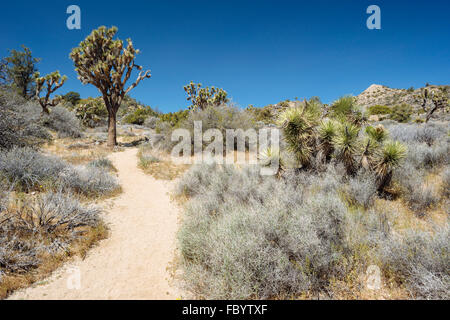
[184,81,229,111]
[34,71,67,113]
[69,26,151,114]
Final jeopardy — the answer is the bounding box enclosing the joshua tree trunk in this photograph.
[107,109,117,147]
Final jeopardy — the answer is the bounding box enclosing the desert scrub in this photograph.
[368,105,392,116]
[138,143,188,180]
[88,157,117,172]
[390,103,413,123]
[42,106,83,138]
[156,105,255,152]
[386,122,447,146]
[0,89,51,150]
[344,170,378,209]
[176,164,386,299]
[378,226,449,299]
[394,163,440,215]
[0,147,119,197]
[0,191,108,299]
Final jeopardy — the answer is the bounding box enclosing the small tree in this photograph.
[4,45,40,98]
[34,71,67,114]
[63,91,81,106]
[70,26,151,147]
[184,81,229,111]
[0,58,9,86]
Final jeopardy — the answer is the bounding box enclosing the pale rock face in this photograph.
[356,84,450,113]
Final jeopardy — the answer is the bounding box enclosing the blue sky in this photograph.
[1,0,449,112]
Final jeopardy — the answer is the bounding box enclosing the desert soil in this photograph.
[8,148,183,300]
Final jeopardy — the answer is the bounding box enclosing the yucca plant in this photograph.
[318,119,338,161]
[365,125,388,144]
[373,140,407,191]
[259,146,283,177]
[278,104,319,168]
[332,121,361,175]
[359,137,378,171]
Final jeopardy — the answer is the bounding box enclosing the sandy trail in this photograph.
[9,148,182,300]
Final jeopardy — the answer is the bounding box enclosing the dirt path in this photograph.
[9,148,183,300]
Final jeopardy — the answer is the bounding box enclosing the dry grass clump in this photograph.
[0,192,108,299]
[138,143,189,180]
[0,147,119,197]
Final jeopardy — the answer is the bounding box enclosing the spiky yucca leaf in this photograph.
[318,119,338,160]
[259,146,283,176]
[374,140,407,191]
[277,106,319,167]
[365,125,388,143]
[332,122,361,175]
[360,137,379,170]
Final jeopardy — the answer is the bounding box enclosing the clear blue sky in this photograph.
[1,0,449,112]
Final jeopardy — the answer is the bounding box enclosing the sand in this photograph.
[8,148,183,300]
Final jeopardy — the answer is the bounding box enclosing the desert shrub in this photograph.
[404,142,449,169]
[394,163,440,214]
[344,170,378,208]
[0,191,101,273]
[158,110,189,127]
[378,226,449,299]
[390,103,413,123]
[155,121,172,135]
[246,105,275,124]
[0,147,119,196]
[386,122,446,145]
[0,189,9,213]
[88,158,115,172]
[368,105,392,115]
[442,167,450,199]
[0,89,51,149]
[177,164,360,299]
[157,105,255,152]
[122,108,156,125]
[0,147,68,191]
[43,106,83,138]
[144,116,158,129]
[58,165,119,197]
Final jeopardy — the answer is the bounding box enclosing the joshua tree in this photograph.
[184,81,229,111]
[34,71,67,114]
[416,88,449,122]
[70,26,151,147]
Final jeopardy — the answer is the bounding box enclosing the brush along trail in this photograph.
[9,148,183,300]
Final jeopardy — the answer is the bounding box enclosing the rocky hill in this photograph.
[355,84,450,112]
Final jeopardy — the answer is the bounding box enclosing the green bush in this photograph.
[123,108,156,125]
[158,110,189,128]
[390,103,413,123]
[246,105,274,124]
[368,105,392,115]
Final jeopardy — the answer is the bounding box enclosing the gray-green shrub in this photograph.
[378,226,449,299]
